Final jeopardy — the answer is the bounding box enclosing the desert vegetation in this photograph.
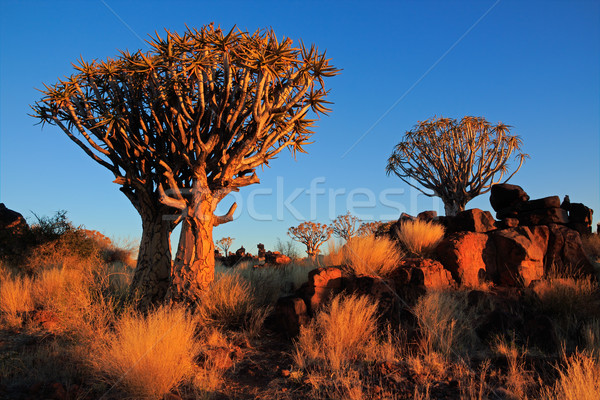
[1,210,600,399]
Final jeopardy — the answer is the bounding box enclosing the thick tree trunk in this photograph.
[168,193,216,307]
[130,212,173,309]
[443,198,468,217]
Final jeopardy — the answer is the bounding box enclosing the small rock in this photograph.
[417,210,437,222]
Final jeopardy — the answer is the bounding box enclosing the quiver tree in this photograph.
[33,24,338,308]
[386,116,528,216]
[288,221,332,258]
[357,221,383,237]
[140,25,338,305]
[215,237,234,257]
[331,211,359,241]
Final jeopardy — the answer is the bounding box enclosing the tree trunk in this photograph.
[443,198,467,216]
[168,192,216,307]
[130,212,173,309]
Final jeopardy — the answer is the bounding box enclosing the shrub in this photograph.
[218,262,311,305]
[91,305,199,399]
[493,337,534,399]
[275,238,302,261]
[342,235,404,277]
[541,351,600,400]
[395,219,445,257]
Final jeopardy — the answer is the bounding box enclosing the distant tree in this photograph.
[386,116,527,216]
[34,24,338,306]
[357,221,384,237]
[215,237,234,257]
[331,212,359,241]
[288,221,332,258]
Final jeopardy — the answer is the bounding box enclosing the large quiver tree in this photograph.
[140,26,339,305]
[386,116,528,216]
[33,24,338,307]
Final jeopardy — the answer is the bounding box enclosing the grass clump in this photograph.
[342,235,404,277]
[541,351,600,400]
[294,293,390,371]
[532,276,600,349]
[91,305,199,399]
[0,273,34,328]
[412,290,479,358]
[195,273,258,329]
[395,219,445,257]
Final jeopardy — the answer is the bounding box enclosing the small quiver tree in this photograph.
[288,221,333,258]
[215,237,234,257]
[386,116,528,216]
[331,211,359,241]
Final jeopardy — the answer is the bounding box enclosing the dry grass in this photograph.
[582,319,600,356]
[90,305,199,399]
[494,337,534,399]
[294,293,395,371]
[322,240,344,267]
[412,290,479,358]
[581,234,600,261]
[0,273,34,328]
[195,273,258,329]
[395,219,445,257]
[218,261,312,304]
[342,235,404,277]
[532,276,600,348]
[541,351,600,400]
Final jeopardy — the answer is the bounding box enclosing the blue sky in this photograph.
[1,0,598,254]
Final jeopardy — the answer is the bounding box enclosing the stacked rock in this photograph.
[489,184,591,230]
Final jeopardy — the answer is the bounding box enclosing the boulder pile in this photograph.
[437,184,594,286]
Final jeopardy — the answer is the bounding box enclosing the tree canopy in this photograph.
[386,116,527,216]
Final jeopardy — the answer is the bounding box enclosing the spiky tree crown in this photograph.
[33,24,339,209]
[386,116,528,205]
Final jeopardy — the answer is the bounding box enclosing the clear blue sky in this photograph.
[1,0,598,254]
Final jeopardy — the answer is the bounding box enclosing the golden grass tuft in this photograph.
[412,290,478,358]
[91,305,199,399]
[322,240,344,267]
[494,337,534,399]
[395,219,445,257]
[342,235,404,277]
[195,273,257,329]
[581,234,600,261]
[294,293,387,371]
[532,276,600,348]
[0,273,34,327]
[541,351,600,400]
